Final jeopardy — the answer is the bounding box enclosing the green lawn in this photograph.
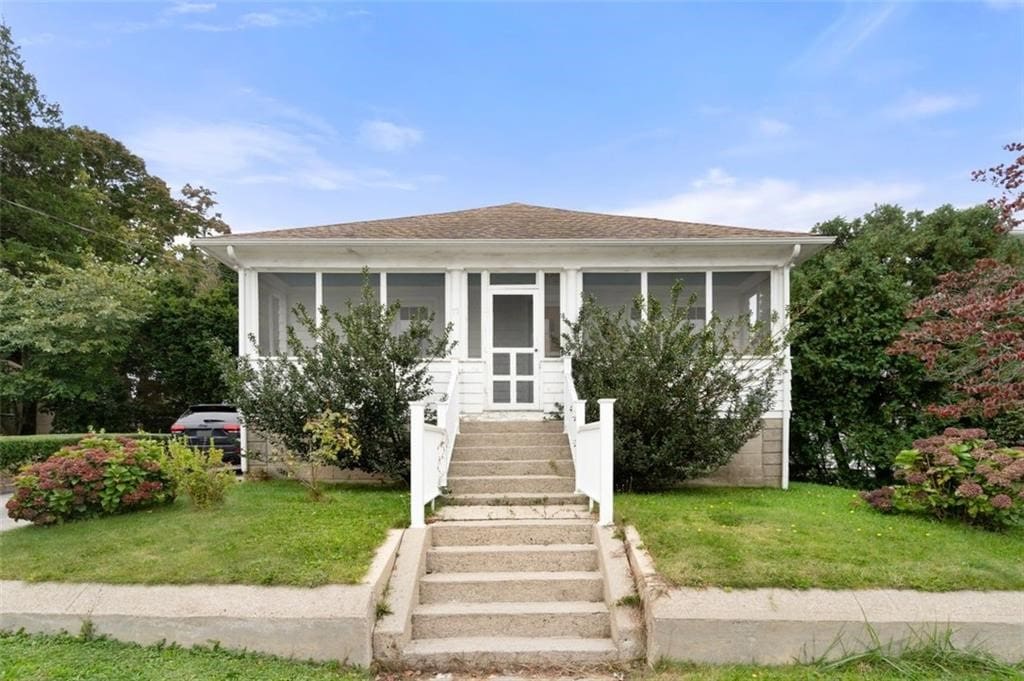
[1,633,1018,681]
[617,483,1024,591]
[0,480,407,587]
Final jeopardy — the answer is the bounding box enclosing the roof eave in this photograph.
[194,235,836,247]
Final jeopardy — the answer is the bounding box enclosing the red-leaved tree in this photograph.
[972,142,1024,233]
[888,259,1024,441]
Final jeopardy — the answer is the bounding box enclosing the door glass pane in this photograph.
[544,272,561,357]
[492,294,533,347]
[493,381,511,403]
[493,352,510,375]
[516,352,533,376]
[468,272,481,358]
[490,273,535,286]
[516,381,534,403]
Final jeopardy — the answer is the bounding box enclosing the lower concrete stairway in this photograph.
[381,419,640,669]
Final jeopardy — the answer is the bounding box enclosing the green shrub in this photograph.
[5,436,175,525]
[220,273,452,481]
[0,433,171,473]
[563,289,781,491]
[160,439,234,509]
[861,428,1024,529]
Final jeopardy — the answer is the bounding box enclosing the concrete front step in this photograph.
[448,459,575,477]
[412,601,611,639]
[447,475,576,495]
[426,544,598,573]
[460,421,564,434]
[444,492,587,506]
[399,636,620,668]
[452,445,571,461]
[432,505,592,521]
[419,571,604,604]
[456,432,568,447]
[431,519,594,546]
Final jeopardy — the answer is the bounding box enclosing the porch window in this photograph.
[323,273,379,329]
[582,272,641,320]
[648,272,706,328]
[490,272,535,286]
[257,273,315,356]
[544,272,561,357]
[467,273,481,358]
[386,273,446,339]
[712,271,771,351]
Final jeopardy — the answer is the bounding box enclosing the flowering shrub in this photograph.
[5,436,175,525]
[860,428,1024,529]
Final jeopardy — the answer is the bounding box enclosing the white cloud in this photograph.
[886,91,976,119]
[20,33,56,46]
[358,120,424,152]
[240,13,281,28]
[130,121,417,192]
[168,2,216,15]
[184,7,324,32]
[793,4,898,72]
[755,117,792,138]
[618,168,924,231]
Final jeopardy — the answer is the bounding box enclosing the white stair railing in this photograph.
[562,356,615,526]
[409,359,461,528]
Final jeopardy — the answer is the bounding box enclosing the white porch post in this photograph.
[780,265,792,490]
[598,398,616,526]
[409,401,426,528]
[448,269,467,359]
[237,268,249,474]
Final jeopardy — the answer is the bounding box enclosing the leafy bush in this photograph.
[220,274,452,481]
[5,436,175,525]
[861,428,1024,529]
[298,409,360,500]
[0,433,171,473]
[563,289,781,491]
[160,439,233,509]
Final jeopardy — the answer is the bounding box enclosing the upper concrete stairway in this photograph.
[398,419,634,668]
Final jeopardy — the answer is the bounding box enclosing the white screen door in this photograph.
[490,292,538,407]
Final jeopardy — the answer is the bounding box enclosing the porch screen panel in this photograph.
[544,272,561,357]
[467,273,481,358]
[323,273,379,330]
[257,273,315,356]
[712,271,771,352]
[582,272,641,320]
[386,273,446,339]
[648,272,706,328]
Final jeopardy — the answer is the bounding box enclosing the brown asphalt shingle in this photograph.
[220,203,807,240]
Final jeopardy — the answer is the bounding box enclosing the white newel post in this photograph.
[409,401,426,528]
[598,398,616,526]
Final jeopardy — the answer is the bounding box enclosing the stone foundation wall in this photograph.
[689,418,783,488]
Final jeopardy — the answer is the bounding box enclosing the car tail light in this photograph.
[223,423,241,432]
[170,423,185,433]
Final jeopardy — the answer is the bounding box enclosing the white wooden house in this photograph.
[196,203,831,494]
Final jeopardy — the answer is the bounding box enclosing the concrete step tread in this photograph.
[403,636,617,654]
[419,570,602,584]
[447,474,574,482]
[448,492,585,502]
[431,518,594,528]
[429,543,596,555]
[432,505,592,521]
[414,601,609,616]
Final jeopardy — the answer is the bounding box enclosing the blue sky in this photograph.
[4,1,1022,233]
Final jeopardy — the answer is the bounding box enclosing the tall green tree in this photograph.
[790,204,1022,486]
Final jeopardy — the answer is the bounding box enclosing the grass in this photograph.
[0,480,407,587]
[1,631,1019,681]
[617,482,1024,591]
[0,632,368,680]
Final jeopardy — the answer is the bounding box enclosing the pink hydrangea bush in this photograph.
[5,436,175,525]
[860,428,1024,529]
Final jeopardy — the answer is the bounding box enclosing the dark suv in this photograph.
[170,404,242,466]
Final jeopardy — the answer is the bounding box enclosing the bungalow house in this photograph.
[195,203,831,494]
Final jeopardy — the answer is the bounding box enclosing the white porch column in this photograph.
[448,268,467,359]
[564,268,580,333]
